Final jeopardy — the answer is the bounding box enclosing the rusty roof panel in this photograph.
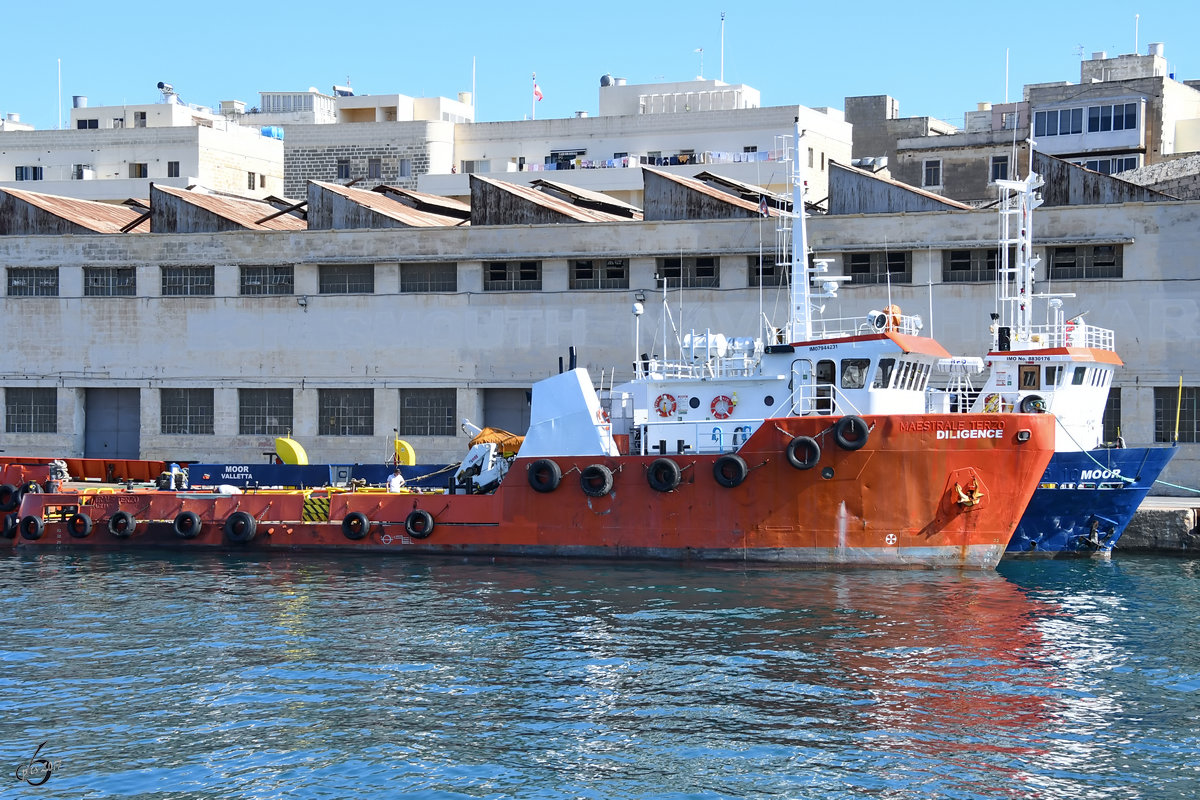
[529,179,643,218]
[0,187,150,234]
[151,185,308,232]
[309,181,468,229]
[373,185,472,218]
[471,175,634,225]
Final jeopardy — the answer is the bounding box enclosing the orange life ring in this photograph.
[655,393,677,417]
[595,407,611,424]
[710,395,735,419]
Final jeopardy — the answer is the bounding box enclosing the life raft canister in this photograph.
[654,393,677,417]
[710,395,735,420]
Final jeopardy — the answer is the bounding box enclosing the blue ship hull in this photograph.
[1006,445,1177,556]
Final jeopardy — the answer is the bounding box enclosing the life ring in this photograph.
[223,511,257,543]
[108,511,137,538]
[67,512,94,539]
[2,512,18,539]
[173,511,201,539]
[1020,394,1047,413]
[528,459,562,493]
[647,458,682,492]
[983,393,1000,413]
[341,511,370,540]
[833,416,869,451]
[19,515,45,541]
[0,483,19,512]
[654,393,677,417]
[580,464,614,497]
[405,509,435,539]
[710,395,736,420]
[786,436,821,470]
[595,407,611,424]
[713,454,749,488]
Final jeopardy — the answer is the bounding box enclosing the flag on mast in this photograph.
[533,83,543,101]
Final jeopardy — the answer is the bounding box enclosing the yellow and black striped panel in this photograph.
[302,496,331,522]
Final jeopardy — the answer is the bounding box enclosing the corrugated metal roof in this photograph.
[1,187,150,233]
[314,181,467,227]
[472,175,634,223]
[693,171,790,210]
[528,179,643,218]
[832,162,974,210]
[153,185,308,230]
[642,167,783,216]
[373,185,472,218]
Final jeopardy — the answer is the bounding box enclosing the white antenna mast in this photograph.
[720,12,726,82]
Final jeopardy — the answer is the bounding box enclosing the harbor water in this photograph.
[3,551,1200,799]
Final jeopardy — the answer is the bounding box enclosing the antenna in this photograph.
[720,12,725,82]
[1135,13,1140,55]
[694,48,704,79]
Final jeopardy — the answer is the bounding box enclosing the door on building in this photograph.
[483,388,532,433]
[85,388,141,459]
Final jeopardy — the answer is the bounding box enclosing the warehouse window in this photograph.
[749,254,786,287]
[942,249,1000,283]
[398,389,456,436]
[401,262,457,293]
[240,264,294,295]
[484,261,541,291]
[319,264,374,294]
[1155,386,1199,443]
[239,389,293,435]
[160,388,214,435]
[1049,245,1123,279]
[161,266,215,296]
[84,267,136,296]
[570,259,629,289]
[657,256,719,289]
[319,389,373,436]
[7,267,59,297]
[5,388,57,433]
[844,251,911,285]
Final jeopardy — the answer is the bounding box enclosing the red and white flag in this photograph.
[533,83,543,101]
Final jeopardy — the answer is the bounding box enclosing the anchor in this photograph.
[954,478,984,507]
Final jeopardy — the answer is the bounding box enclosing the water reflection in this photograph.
[2,552,1199,798]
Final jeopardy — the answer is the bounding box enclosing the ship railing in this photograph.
[643,355,762,380]
[1022,322,1115,351]
[634,417,767,456]
[806,312,924,340]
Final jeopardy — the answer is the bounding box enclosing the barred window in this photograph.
[319,264,374,294]
[570,259,629,289]
[942,249,999,283]
[398,388,456,436]
[657,256,719,289]
[240,264,294,295]
[844,251,911,285]
[401,262,457,293]
[1049,245,1123,279]
[750,254,786,287]
[161,265,215,296]
[484,261,542,291]
[319,389,374,436]
[7,267,60,297]
[238,388,293,435]
[5,388,56,433]
[84,266,136,296]
[160,388,214,435]
[1102,388,1122,444]
[1155,386,1199,443]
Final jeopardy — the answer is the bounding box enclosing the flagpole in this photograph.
[532,72,536,121]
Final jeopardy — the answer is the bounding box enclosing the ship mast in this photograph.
[994,172,1044,346]
[787,118,813,342]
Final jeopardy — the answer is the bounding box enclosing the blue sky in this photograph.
[2,0,1195,131]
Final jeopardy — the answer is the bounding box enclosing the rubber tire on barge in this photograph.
[713,455,749,488]
[405,509,435,539]
[647,458,682,492]
[224,511,257,543]
[19,515,44,541]
[108,511,137,538]
[833,416,869,451]
[528,459,562,493]
[785,436,821,470]
[580,465,614,497]
[341,512,370,540]
[67,512,93,539]
[173,511,201,539]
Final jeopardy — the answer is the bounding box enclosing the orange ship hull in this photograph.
[9,414,1055,569]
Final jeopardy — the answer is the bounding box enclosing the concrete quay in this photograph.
[1120,497,1200,554]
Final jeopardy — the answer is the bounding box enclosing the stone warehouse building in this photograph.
[1,160,1198,492]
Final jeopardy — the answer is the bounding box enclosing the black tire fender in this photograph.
[173,511,201,539]
[2,512,18,539]
[713,454,749,488]
[528,459,562,493]
[647,458,682,492]
[405,509,435,539]
[0,484,19,513]
[108,510,137,538]
[223,511,257,543]
[342,511,370,540]
[786,436,821,470]
[19,515,44,541]
[833,415,869,451]
[67,512,94,539]
[580,464,614,497]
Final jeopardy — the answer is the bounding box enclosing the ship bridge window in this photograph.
[840,359,870,390]
[872,358,896,389]
[1072,367,1087,385]
[1020,365,1040,389]
[1045,365,1063,387]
